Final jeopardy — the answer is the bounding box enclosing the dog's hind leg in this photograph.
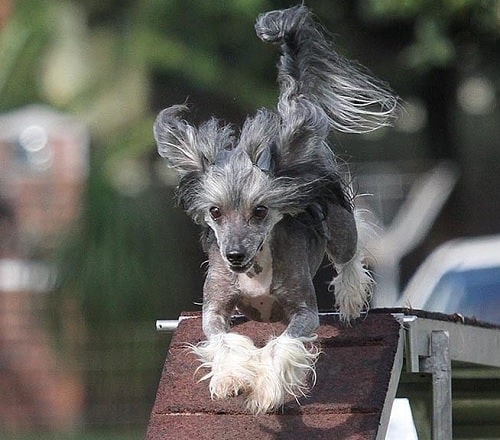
[326,204,374,322]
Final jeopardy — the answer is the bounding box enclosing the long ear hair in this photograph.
[256,5,399,133]
[153,105,234,177]
[154,105,235,215]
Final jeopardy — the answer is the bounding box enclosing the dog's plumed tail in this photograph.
[256,5,399,134]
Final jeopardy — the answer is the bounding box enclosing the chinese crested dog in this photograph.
[154,5,398,414]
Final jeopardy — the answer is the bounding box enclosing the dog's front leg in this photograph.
[191,260,260,401]
[247,288,321,414]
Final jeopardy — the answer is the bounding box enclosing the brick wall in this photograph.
[0,290,84,431]
[0,105,88,433]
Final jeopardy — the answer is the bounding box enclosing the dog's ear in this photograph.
[154,105,209,176]
[214,148,233,167]
[256,142,277,174]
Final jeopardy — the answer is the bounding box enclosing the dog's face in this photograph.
[205,204,280,273]
[200,149,283,273]
[153,105,332,274]
[200,156,283,273]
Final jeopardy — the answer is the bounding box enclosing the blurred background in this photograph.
[0,0,499,438]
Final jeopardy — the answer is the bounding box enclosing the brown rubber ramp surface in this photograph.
[147,312,403,440]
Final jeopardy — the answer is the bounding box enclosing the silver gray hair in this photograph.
[256,4,399,133]
[154,5,399,224]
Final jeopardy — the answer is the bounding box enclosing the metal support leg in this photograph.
[420,330,452,440]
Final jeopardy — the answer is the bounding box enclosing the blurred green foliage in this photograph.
[361,0,500,71]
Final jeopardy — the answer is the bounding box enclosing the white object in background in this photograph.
[385,398,418,440]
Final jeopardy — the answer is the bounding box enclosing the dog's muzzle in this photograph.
[226,250,253,273]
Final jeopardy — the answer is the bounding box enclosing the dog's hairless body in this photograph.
[154,5,398,414]
[204,215,326,336]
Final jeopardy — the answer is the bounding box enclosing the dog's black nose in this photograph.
[226,250,246,265]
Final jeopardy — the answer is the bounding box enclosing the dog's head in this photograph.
[153,102,331,273]
[197,148,283,273]
[153,5,399,274]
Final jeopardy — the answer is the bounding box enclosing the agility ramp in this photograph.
[147,310,500,439]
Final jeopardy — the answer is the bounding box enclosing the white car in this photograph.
[398,234,500,325]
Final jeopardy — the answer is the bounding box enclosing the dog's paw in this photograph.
[207,373,250,400]
[189,333,260,400]
[331,258,373,322]
[245,335,320,414]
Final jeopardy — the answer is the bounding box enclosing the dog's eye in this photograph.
[209,206,222,220]
[253,205,268,219]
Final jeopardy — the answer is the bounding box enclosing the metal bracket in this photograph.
[420,330,453,440]
[156,314,202,331]
[395,314,453,440]
[156,319,180,332]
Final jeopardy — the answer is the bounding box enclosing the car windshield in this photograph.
[424,266,500,325]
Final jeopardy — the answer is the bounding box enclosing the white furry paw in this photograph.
[245,335,320,415]
[189,333,260,400]
[331,257,373,322]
